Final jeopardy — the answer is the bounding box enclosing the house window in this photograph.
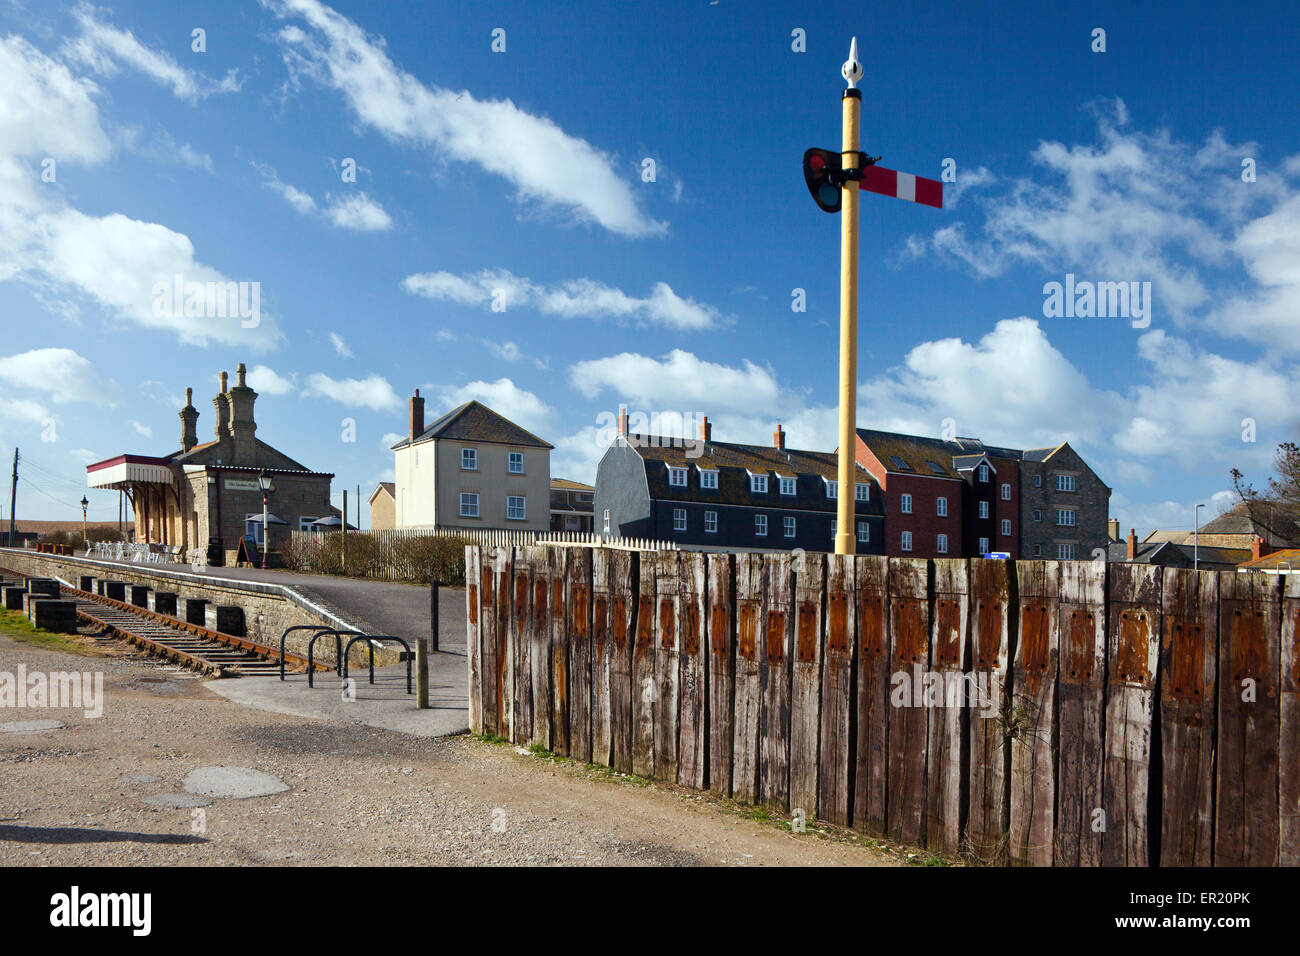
[750,474,768,494]
[461,448,478,470]
[1033,509,1042,522]
[755,515,768,537]
[1056,474,1077,492]
[673,508,687,532]
[830,519,836,539]
[699,469,718,489]
[298,516,318,532]
[901,531,913,552]
[704,510,718,533]
[901,493,912,514]
[784,516,796,538]
[1056,509,1076,527]
[1034,475,1042,488]
[1034,544,1043,556]
[979,536,990,554]
[936,496,947,517]
[857,522,869,543]
[780,476,796,496]
[1001,483,1011,501]
[603,509,611,534]
[855,483,869,501]
[979,501,990,519]
[460,493,479,518]
[668,467,687,487]
[1058,543,1076,560]
[508,452,524,474]
[1001,519,1012,536]
[825,479,838,499]
[978,464,989,482]
[937,533,948,554]
[506,496,526,521]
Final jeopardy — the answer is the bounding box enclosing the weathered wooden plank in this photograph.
[790,552,825,823]
[732,554,763,803]
[1101,563,1161,867]
[758,553,793,813]
[632,552,657,778]
[608,550,636,774]
[511,549,534,746]
[887,557,930,847]
[528,547,553,750]
[1282,573,1300,867]
[926,558,970,855]
[1159,566,1217,867]
[707,554,734,796]
[853,555,890,836]
[966,558,1012,862]
[566,548,593,763]
[1215,570,1281,866]
[653,551,682,783]
[1009,560,1059,866]
[466,545,483,735]
[549,549,570,757]
[819,554,855,827]
[677,552,707,790]
[489,547,513,740]
[1054,560,1106,866]
[589,547,612,766]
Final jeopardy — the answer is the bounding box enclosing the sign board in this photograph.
[225,480,260,491]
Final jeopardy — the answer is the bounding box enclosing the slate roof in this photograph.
[1239,547,1300,571]
[1107,540,1250,568]
[630,434,882,515]
[1199,501,1300,545]
[392,401,553,450]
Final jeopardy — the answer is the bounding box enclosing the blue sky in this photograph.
[0,0,1296,533]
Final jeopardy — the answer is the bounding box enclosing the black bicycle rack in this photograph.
[341,635,413,695]
[307,629,364,687]
[279,625,333,681]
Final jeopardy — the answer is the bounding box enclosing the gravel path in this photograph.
[0,632,901,867]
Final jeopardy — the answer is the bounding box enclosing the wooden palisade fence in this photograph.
[465,545,1298,866]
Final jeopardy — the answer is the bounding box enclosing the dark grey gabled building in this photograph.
[594,414,883,552]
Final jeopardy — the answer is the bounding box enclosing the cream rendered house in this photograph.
[392,391,552,531]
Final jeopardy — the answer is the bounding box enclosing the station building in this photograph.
[85,363,335,564]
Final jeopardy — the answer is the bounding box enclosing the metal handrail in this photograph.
[341,635,413,695]
[307,629,364,687]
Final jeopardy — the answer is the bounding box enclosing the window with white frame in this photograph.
[750,473,768,494]
[704,510,718,533]
[830,519,836,539]
[461,448,477,470]
[673,508,687,532]
[784,516,796,538]
[857,521,869,543]
[1058,543,1076,560]
[1001,518,1011,536]
[1034,475,1042,488]
[1033,508,1043,522]
[298,516,318,532]
[1056,509,1076,527]
[755,514,768,537]
[937,533,948,554]
[825,479,838,499]
[779,476,796,496]
[901,531,913,552]
[979,536,990,554]
[508,452,524,474]
[506,496,526,521]
[901,493,913,514]
[979,501,990,519]
[855,483,869,501]
[460,493,479,517]
[978,464,990,482]
[1056,474,1077,492]
[1001,482,1011,501]
[936,496,947,517]
[603,509,611,534]
[668,467,687,487]
[699,469,718,489]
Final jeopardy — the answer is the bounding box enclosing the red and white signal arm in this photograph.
[859,165,943,208]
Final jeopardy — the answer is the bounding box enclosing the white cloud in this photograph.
[0,348,119,405]
[62,3,242,102]
[434,378,554,439]
[128,419,152,438]
[0,396,48,424]
[379,431,405,451]
[254,162,318,214]
[569,349,781,414]
[403,269,722,330]
[246,364,296,396]
[305,372,400,410]
[1206,193,1300,351]
[264,0,664,237]
[323,193,392,231]
[68,448,102,464]
[328,332,354,358]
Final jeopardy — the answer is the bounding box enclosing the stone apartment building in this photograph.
[1016,443,1111,560]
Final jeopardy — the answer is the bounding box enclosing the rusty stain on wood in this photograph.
[738,603,757,659]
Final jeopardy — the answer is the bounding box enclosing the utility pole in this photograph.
[8,447,17,548]
[341,488,348,572]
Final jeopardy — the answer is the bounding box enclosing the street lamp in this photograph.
[1194,503,1206,571]
[80,496,89,550]
[257,469,274,570]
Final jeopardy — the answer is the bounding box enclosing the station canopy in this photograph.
[85,455,174,490]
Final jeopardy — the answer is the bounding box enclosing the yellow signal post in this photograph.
[835,39,863,555]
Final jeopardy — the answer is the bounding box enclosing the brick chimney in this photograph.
[617,404,629,438]
[212,370,230,439]
[773,423,786,450]
[179,387,198,453]
[409,388,425,441]
[1252,535,1273,561]
[1127,528,1137,561]
[225,362,258,462]
[699,415,711,443]
[1108,518,1120,542]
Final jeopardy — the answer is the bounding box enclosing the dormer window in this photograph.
[778,476,796,496]
[825,478,838,499]
[668,466,688,487]
[698,467,718,489]
[855,483,869,501]
[978,463,990,482]
[749,473,768,494]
